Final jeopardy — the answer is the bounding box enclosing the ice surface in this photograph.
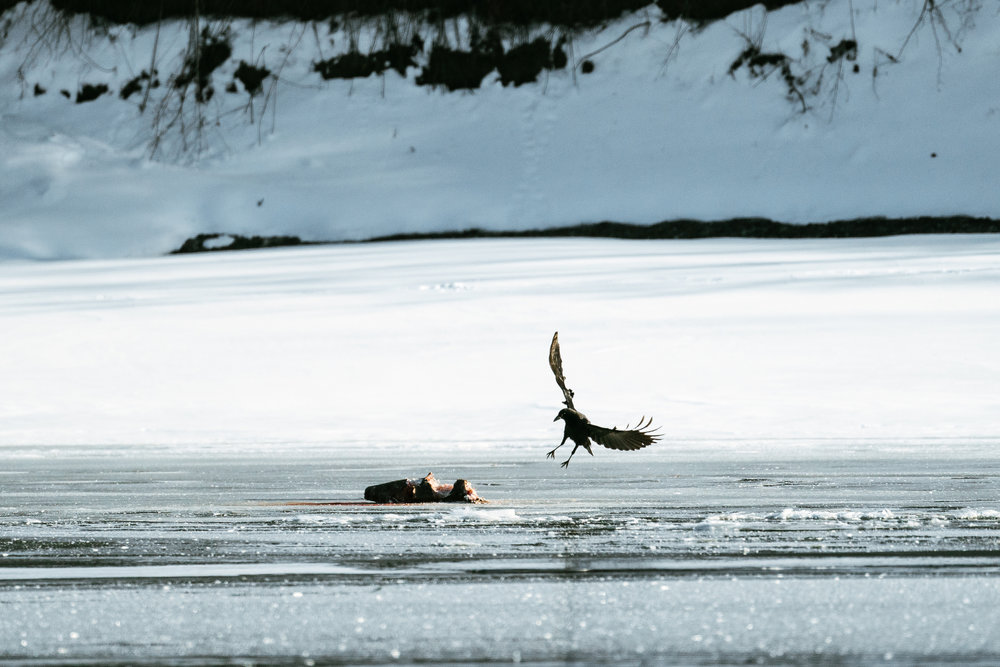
[2,446,1000,664]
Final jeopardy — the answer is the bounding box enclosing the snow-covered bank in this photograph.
[2,1,999,260]
[1,235,997,448]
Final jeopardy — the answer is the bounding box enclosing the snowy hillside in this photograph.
[1,0,998,260]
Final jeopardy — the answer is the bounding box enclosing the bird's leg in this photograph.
[560,443,581,468]
[547,433,569,459]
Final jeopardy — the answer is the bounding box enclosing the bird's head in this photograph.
[553,408,571,422]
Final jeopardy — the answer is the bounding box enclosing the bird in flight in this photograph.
[547,331,661,467]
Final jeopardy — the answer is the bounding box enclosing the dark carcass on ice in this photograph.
[364,472,486,504]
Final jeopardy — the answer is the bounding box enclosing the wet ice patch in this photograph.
[686,507,1000,531]
[691,515,743,532]
[692,508,927,530]
[447,507,518,522]
[379,512,426,523]
[0,562,371,581]
[953,508,1000,521]
[433,539,481,548]
[697,512,755,525]
[289,514,357,525]
[773,508,896,522]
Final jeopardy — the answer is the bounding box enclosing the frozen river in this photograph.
[3,443,1000,665]
[2,236,999,663]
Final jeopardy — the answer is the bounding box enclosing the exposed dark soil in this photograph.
[174,28,232,103]
[417,44,497,90]
[730,47,790,77]
[366,216,1000,242]
[729,44,808,110]
[314,38,420,80]
[75,82,108,103]
[170,217,1000,254]
[37,0,818,27]
[234,61,270,94]
[120,70,159,100]
[119,76,142,100]
[417,32,566,90]
[655,0,802,22]
[171,233,310,254]
[498,37,563,87]
[46,0,652,27]
[828,39,858,63]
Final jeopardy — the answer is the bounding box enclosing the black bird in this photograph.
[547,332,661,467]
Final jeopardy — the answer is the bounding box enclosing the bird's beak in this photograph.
[553,414,560,422]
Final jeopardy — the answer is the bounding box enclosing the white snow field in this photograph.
[1,235,999,447]
[1,236,999,664]
[1,0,1000,259]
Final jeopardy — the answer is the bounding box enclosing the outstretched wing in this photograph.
[549,331,575,410]
[586,416,660,451]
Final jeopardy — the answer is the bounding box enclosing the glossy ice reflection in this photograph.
[2,444,1000,664]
